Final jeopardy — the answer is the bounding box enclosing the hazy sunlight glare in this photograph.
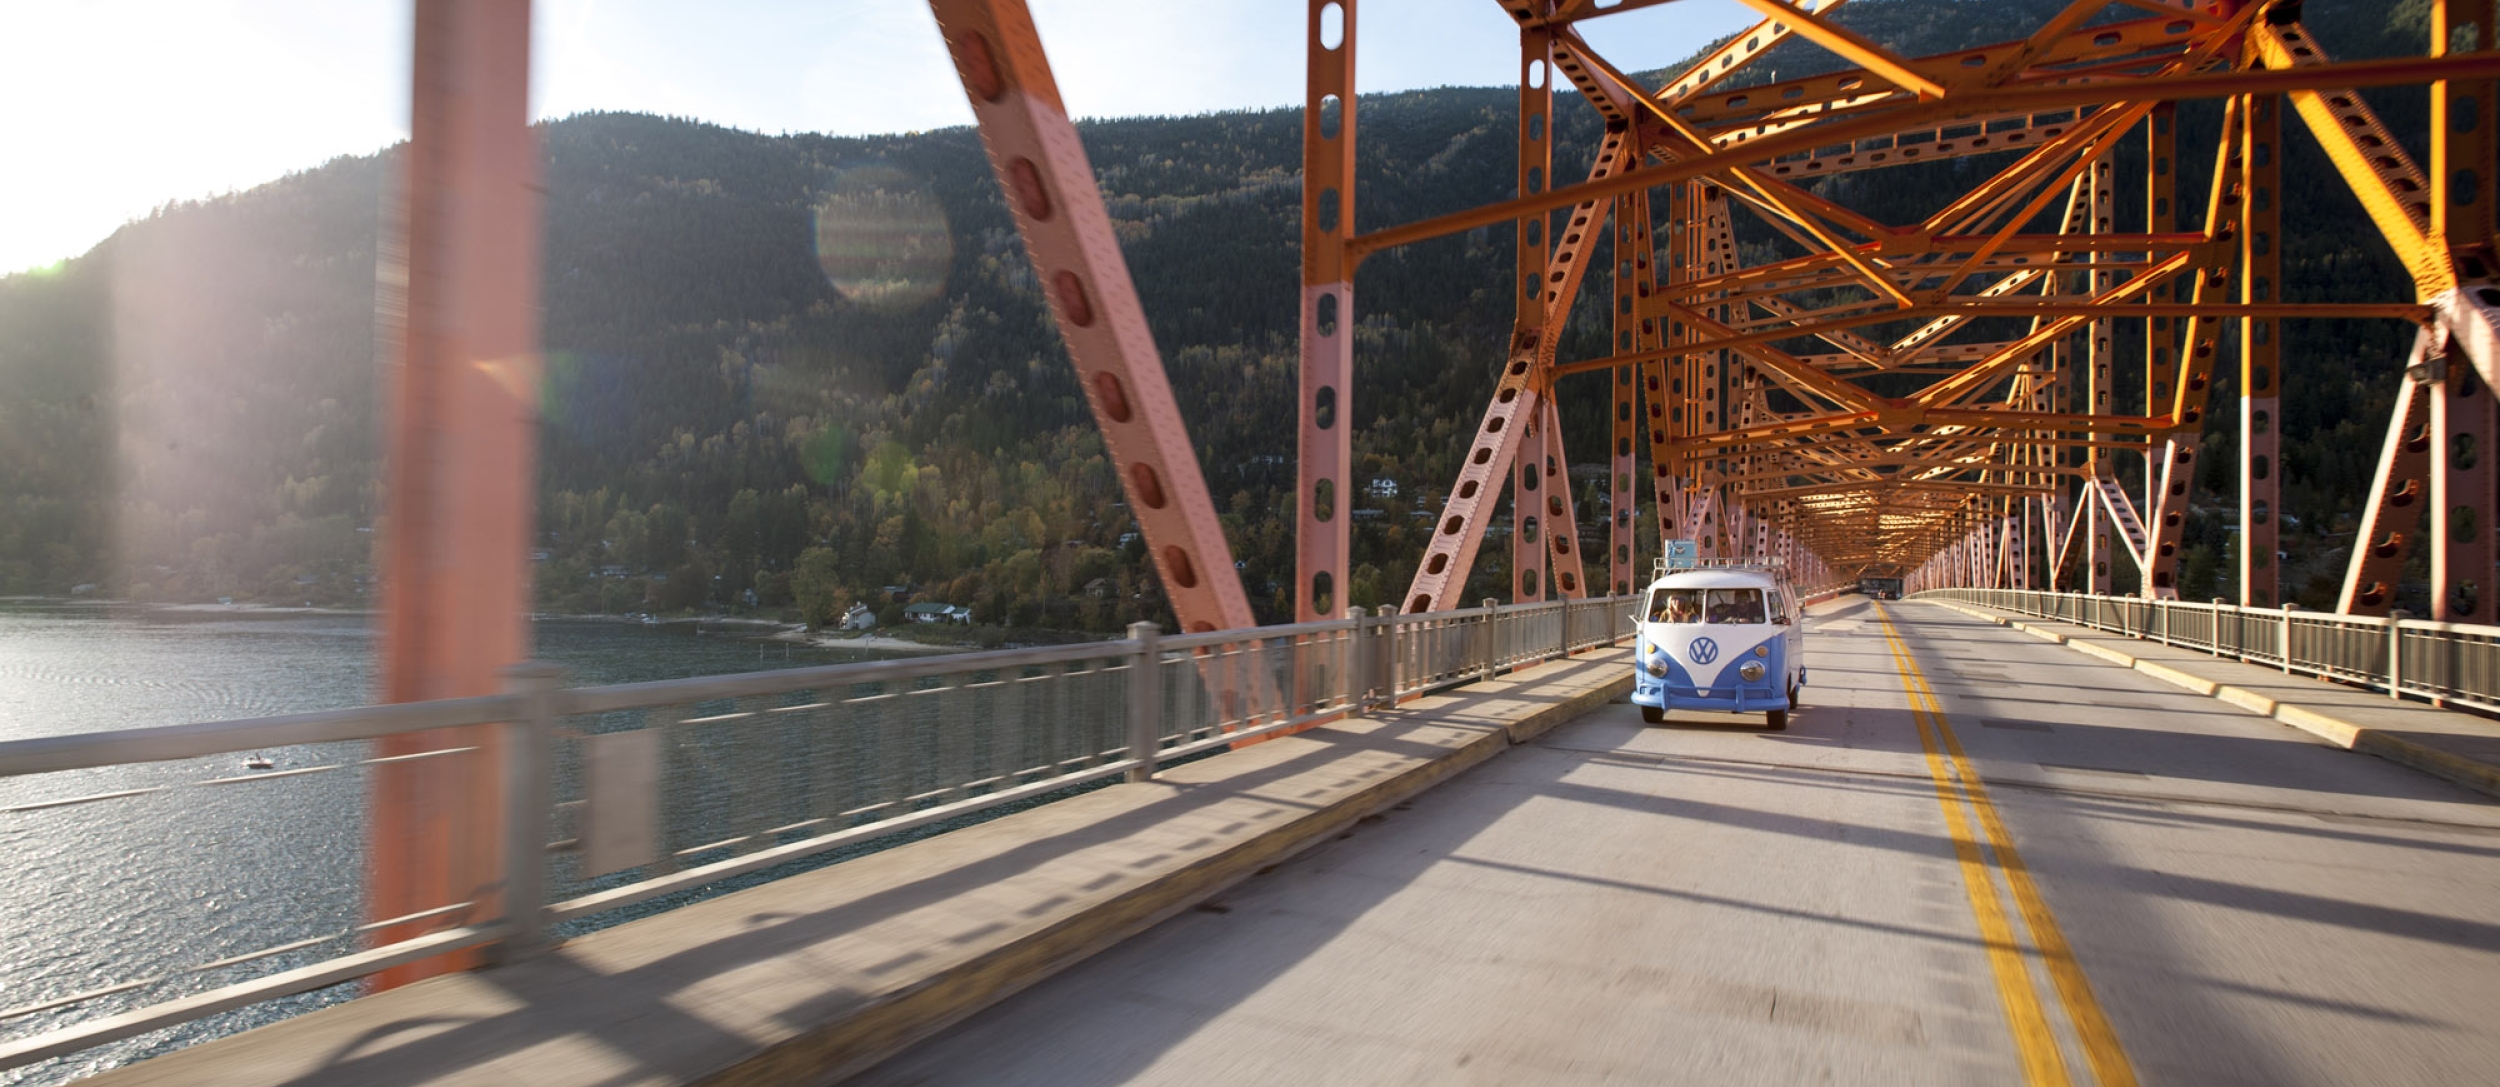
[0,0,1759,276]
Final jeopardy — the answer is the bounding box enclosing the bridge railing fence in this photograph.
[1916,588,2500,713]
[0,594,1632,1073]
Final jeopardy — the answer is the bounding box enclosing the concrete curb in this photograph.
[1919,600,2500,800]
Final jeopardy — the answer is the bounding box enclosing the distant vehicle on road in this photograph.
[1859,576,1903,600]
[1632,565,1804,730]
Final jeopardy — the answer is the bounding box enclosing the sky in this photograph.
[0,0,1761,276]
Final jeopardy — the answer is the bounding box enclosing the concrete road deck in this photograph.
[860,599,2500,1087]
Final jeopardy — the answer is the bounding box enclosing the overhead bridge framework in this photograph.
[926,0,2500,624]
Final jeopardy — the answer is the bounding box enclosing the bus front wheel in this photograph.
[1766,709,1788,731]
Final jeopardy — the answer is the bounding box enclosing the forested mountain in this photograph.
[0,0,2442,629]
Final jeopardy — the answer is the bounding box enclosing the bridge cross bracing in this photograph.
[931,0,2500,629]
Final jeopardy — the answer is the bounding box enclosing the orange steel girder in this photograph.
[1539,397,1591,598]
[1298,0,1355,622]
[2338,361,2434,615]
[1402,113,1633,613]
[932,0,1253,634]
[1608,189,1651,595]
[372,0,542,987]
[2239,89,2283,607]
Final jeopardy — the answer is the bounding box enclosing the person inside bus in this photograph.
[1705,590,1765,624]
[1655,590,1700,624]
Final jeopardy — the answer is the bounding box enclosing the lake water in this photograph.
[0,604,899,1085]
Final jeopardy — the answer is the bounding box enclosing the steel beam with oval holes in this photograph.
[1540,397,1591,598]
[932,0,1253,635]
[2240,90,2284,607]
[2142,96,2247,600]
[1299,0,1356,623]
[2340,357,2435,615]
[2145,102,2179,521]
[1403,112,1633,612]
[1610,189,1652,595]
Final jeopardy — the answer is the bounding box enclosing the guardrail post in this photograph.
[2381,612,2401,692]
[1482,598,1500,680]
[1126,622,1162,782]
[497,661,563,964]
[2280,603,2299,673]
[1382,609,1401,704]
[1344,607,1368,717]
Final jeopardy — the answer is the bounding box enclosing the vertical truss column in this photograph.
[2087,149,2117,595]
[1514,399,1548,601]
[1698,185,1737,559]
[1296,0,1355,621]
[934,0,1253,633]
[1542,398,1590,597]
[2435,0,2499,279]
[1510,26,1555,604]
[2240,92,2283,607]
[2016,496,2034,588]
[372,0,542,986]
[2432,338,2496,620]
[1644,183,1692,551]
[2432,0,2499,621]
[1610,190,1652,594]
[2145,103,2179,519]
[2145,97,2246,600]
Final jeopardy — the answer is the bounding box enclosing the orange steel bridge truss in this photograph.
[934,0,2500,624]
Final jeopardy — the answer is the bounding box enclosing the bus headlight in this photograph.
[1738,660,1767,682]
[1646,658,1669,678]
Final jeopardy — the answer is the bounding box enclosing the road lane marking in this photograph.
[1873,610,2072,1086]
[1878,605,2140,1087]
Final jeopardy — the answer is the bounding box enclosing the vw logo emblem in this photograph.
[1688,638,1720,665]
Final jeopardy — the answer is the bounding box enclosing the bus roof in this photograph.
[1644,568,1783,592]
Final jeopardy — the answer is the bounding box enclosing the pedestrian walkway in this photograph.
[1924,598,2500,799]
[80,650,1632,1087]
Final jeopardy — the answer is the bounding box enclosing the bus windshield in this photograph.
[1647,587,1767,624]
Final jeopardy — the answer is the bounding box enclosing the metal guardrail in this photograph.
[1917,588,2500,715]
[0,595,1632,1072]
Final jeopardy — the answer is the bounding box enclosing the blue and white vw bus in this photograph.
[1631,566,1805,729]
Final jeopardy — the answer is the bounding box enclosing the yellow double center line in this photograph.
[1874,606,2137,1087]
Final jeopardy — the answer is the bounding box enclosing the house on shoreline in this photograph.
[903,602,972,625]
